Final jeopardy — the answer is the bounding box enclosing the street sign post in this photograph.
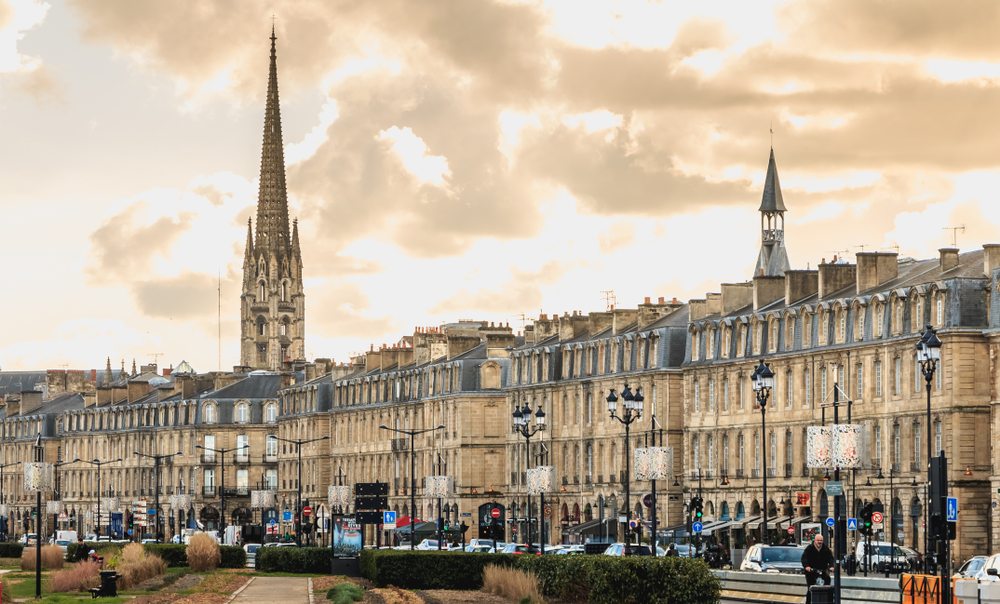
[847,518,858,531]
[383,510,397,530]
[947,497,958,522]
[692,521,703,533]
[491,508,501,519]
[825,517,836,528]
[871,511,884,525]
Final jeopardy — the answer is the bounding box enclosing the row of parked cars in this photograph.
[739,541,922,574]
[400,539,696,557]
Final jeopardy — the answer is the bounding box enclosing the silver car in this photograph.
[740,545,807,574]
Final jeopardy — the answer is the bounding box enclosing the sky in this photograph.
[4,0,1000,372]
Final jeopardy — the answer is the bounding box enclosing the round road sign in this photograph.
[787,526,795,535]
[490,507,501,519]
[303,505,312,516]
[872,511,884,524]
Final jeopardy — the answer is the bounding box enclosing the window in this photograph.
[585,443,593,483]
[722,328,731,359]
[855,363,864,400]
[874,360,883,397]
[692,436,700,469]
[692,332,700,361]
[722,434,730,473]
[913,298,924,333]
[237,469,249,490]
[586,392,593,425]
[266,435,278,458]
[893,357,902,396]
[753,431,761,475]
[707,435,715,475]
[237,434,249,461]
[818,310,828,345]
[804,367,812,407]
[265,403,277,424]
[754,322,763,354]
[770,320,779,353]
[279,322,287,336]
[281,282,288,302]
[258,282,265,300]
[693,380,701,412]
[204,468,216,488]
[203,434,216,461]
[913,421,921,467]
[203,403,217,425]
[837,310,846,342]
[935,364,942,391]
[820,365,827,401]
[265,468,277,490]
[785,369,793,408]
[785,317,795,351]
[737,325,746,358]
[873,424,882,468]
[784,430,793,475]
[738,375,745,409]
[803,313,812,349]
[855,307,865,341]
[737,433,746,474]
[257,318,266,336]
[708,378,716,412]
[936,295,945,326]
[768,431,777,475]
[837,364,845,388]
[706,328,715,360]
[934,419,942,456]
[235,402,249,424]
[722,378,730,412]
[892,423,901,470]
[874,303,884,338]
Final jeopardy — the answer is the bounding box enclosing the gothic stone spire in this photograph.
[254,25,291,254]
[754,147,791,277]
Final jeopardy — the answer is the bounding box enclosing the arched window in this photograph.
[281,281,288,302]
[235,402,249,424]
[257,317,266,337]
[203,403,217,425]
[265,403,278,424]
[258,282,266,301]
[279,321,287,337]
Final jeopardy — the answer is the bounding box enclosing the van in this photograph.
[855,541,911,573]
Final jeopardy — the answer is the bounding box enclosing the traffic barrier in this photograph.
[714,570,898,604]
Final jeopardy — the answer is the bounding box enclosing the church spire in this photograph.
[254,24,291,253]
[754,147,790,277]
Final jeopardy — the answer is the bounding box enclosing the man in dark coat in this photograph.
[801,534,835,603]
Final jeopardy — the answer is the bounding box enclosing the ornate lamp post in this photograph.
[25,434,53,599]
[274,435,330,545]
[134,451,183,542]
[512,401,546,548]
[379,425,445,550]
[751,360,774,546]
[84,457,121,540]
[915,323,941,574]
[607,384,643,552]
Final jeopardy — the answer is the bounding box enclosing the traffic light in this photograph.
[860,502,873,536]
[693,497,704,521]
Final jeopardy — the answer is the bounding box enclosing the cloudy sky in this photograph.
[4,0,1000,372]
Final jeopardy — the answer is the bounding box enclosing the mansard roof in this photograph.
[201,373,281,400]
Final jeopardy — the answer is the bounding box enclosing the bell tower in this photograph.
[240,27,305,370]
[754,148,790,277]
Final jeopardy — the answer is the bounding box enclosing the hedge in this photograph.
[360,550,516,590]
[255,547,331,573]
[517,554,721,604]
[0,543,22,558]
[220,545,246,568]
[145,544,187,567]
[358,550,720,602]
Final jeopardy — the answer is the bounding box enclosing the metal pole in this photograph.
[410,432,415,550]
[833,384,842,604]
[34,438,41,599]
[624,418,631,551]
[154,458,161,541]
[525,432,531,547]
[96,466,102,540]
[296,443,302,546]
[926,371,932,575]
[221,453,226,543]
[761,402,767,546]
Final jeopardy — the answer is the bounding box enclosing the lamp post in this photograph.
[751,361,774,547]
[195,443,249,544]
[875,466,897,576]
[134,451,183,542]
[644,416,664,556]
[51,458,79,540]
[512,401,546,550]
[273,435,329,546]
[916,323,942,577]
[606,384,643,553]
[31,434,45,599]
[0,460,21,541]
[84,458,121,540]
[379,425,445,550]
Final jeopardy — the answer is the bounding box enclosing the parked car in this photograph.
[19,533,38,546]
[855,541,910,573]
[980,553,1000,582]
[955,555,988,580]
[414,539,440,550]
[603,543,654,557]
[243,543,261,568]
[262,541,298,548]
[53,539,71,553]
[555,544,586,555]
[740,545,807,574]
[500,543,540,555]
[465,544,494,553]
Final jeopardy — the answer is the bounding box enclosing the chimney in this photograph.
[721,283,753,315]
[638,297,684,328]
[753,276,785,311]
[984,244,1000,277]
[939,247,959,272]
[485,331,516,357]
[611,309,638,334]
[19,390,44,416]
[818,261,857,300]
[784,270,819,305]
[588,311,613,335]
[689,299,709,321]
[447,334,481,359]
[706,293,722,315]
[855,252,899,293]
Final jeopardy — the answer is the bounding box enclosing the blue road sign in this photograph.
[282,511,293,522]
[846,518,858,531]
[268,519,278,526]
[147,508,156,515]
[692,521,704,533]
[947,497,958,522]
[825,517,836,528]
[383,511,397,525]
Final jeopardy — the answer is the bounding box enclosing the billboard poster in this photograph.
[333,518,362,557]
[110,513,123,539]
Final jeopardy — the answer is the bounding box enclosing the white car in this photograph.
[740,545,807,574]
[855,541,910,573]
[414,539,440,550]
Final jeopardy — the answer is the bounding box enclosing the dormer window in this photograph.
[235,402,249,424]
[203,403,217,425]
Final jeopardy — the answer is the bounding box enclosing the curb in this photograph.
[227,576,256,602]
[307,577,315,604]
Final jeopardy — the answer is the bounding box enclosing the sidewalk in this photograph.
[231,576,311,604]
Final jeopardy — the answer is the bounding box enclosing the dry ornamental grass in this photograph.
[50,560,101,592]
[20,544,65,571]
[186,533,221,571]
[114,543,167,589]
[481,565,544,604]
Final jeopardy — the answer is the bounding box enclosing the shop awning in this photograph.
[767,515,792,530]
[742,515,764,530]
[567,517,615,535]
[787,516,810,527]
[702,520,739,535]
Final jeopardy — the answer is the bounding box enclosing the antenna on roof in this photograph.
[854,244,870,253]
[889,242,900,253]
[148,353,164,366]
[827,250,849,264]
[601,290,617,312]
[943,225,965,247]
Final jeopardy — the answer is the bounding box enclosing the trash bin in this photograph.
[98,570,118,597]
[809,585,834,604]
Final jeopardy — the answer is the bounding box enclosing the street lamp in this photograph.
[876,466,898,576]
[84,458,122,540]
[751,360,774,547]
[195,443,249,543]
[379,424,445,550]
[512,401,546,550]
[915,322,941,574]
[134,451,183,542]
[273,435,330,545]
[607,384,643,552]
[51,458,79,540]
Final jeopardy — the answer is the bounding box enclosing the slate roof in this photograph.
[201,374,281,400]
[759,148,786,213]
[0,372,46,396]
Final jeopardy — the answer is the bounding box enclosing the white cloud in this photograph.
[0,0,48,74]
[376,125,452,188]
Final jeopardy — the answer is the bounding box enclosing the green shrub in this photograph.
[327,583,363,604]
[516,555,721,604]
[255,547,331,573]
[359,550,516,589]
[220,545,246,568]
[143,544,187,567]
[0,543,22,558]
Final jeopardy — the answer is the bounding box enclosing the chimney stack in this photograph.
[939,247,959,272]
[856,252,899,293]
[818,261,857,300]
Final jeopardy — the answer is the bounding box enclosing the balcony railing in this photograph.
[391,438,408,453]
[200,453,217,464]
[222,487,250,497]
[784,464,793,478]
[736,469,745,478]
[233,453,250,464]
[767,468,777,478]
[910,462,922,472]
[801,464,810,477]
[264,453,278,463]
[751,469,760,478]
[203,486,217,497]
